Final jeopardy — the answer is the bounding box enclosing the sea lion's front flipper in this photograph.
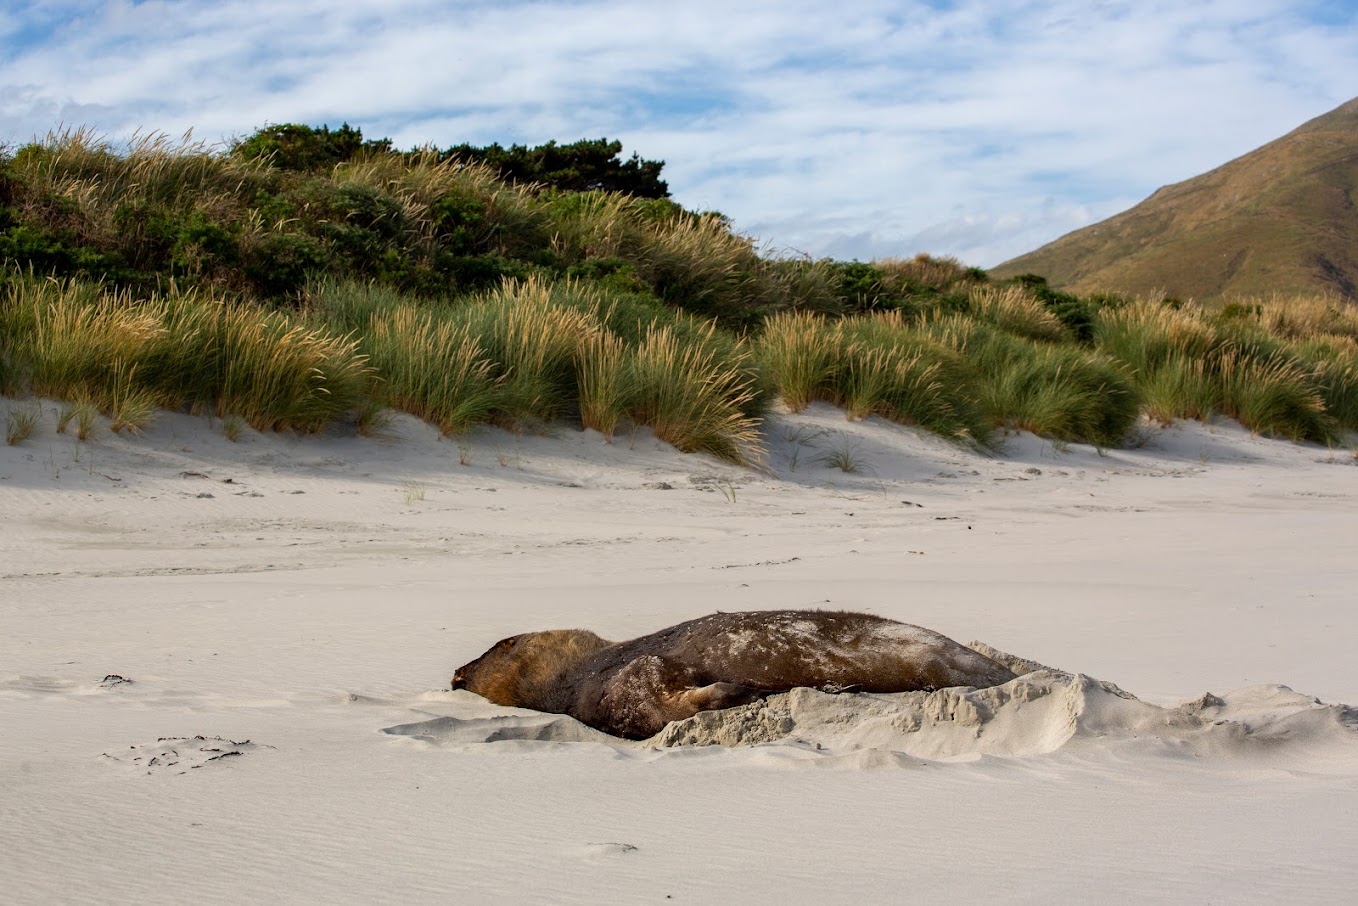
[598,656,763,739]
[674,682,764,715]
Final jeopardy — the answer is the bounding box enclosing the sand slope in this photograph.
[3,399,1356,903]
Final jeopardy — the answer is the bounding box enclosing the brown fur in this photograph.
[452,610,1017,739]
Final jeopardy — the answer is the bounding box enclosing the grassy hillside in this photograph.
[2,126,1357,459]
[992,98,1358,303]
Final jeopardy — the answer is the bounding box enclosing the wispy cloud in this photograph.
[2,1,1355,265]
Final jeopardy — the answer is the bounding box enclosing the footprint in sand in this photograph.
[100,736,273,775]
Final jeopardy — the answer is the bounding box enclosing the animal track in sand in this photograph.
[100,736,273,775]
[1,674,139,696]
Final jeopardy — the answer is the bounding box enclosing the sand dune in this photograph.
[3,397,1357,902]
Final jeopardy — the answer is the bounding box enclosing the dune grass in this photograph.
[577,330,631,440]
[966,285,1069,343]
[4,126,1356,466]
[756,311,839,412]
[1089,298,1352,443]
[56,397,98,439]
[5,403,40,445]
[0,274,371,433]
[923,315,1140,446]
[1247,294,1358,343]
[982,342,1139,446]
[624,323,761,463]
[300,275,765,459]
[1215,350,1336,444]
[1290,336,1358,431]
[449,277,599,428]
[757,309,992,445]
[361,308,500,435]
[1137,354,1221,424]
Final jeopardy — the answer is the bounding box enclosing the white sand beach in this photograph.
[3,400,1356,903]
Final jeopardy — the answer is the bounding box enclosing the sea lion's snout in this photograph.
[451,669,466,690]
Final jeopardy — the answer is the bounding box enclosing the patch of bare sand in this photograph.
[3,397,1357,903]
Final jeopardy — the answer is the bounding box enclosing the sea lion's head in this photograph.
[452,629,612,711]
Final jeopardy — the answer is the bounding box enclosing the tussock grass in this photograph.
[577,330,630,439]
[633,212,762,321]
[1138,355,1221,424]
[57,396,97,439]
[1094,301,1346,441]
[9,280,163,401]
[1217,351,1336,443]
[1095,300,1223,372]
[1290,336,1358,430]
[337,152,545,255]
[545,191,633,264]
[454,276,599,427]
[5,403,40,445]
[624,323,761,463]
[757,311,838,412]
[363,307,499,434]
[226,308,369,432]
[756,310,991,444]
[1094,300,1232,426]
[107,364,157,433]
[1246,294,1358,342]
[982,344,1140,446]
[877,253,983,293]
[926,315,1140,445]
[7,129,272,275]
[760,258,842,317]
[307,275,767,458]
[967,285,1068,342]
[829,313,990,444]
[815,438,871,474]
[11,128,268,210]
[1,274,371,433]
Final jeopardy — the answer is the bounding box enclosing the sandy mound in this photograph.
[651,646,1357,763]
[652,670,1357,764]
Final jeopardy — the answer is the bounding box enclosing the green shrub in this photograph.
[242,231,330,297]
[231,123,392,171]
[1013,274,1097,341]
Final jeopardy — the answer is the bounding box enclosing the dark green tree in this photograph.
[443,138,669,198]
[230,123,393,171]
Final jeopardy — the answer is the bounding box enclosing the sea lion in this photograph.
[452,610,1017,739]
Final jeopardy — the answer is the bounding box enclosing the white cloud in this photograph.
[1,0,1355,266]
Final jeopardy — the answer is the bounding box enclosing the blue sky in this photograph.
[2,1,1355,266]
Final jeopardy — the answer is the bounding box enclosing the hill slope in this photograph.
[992,98,1358,302]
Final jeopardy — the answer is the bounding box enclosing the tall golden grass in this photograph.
[1,275,370,433]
